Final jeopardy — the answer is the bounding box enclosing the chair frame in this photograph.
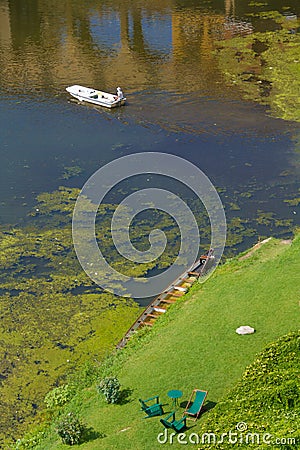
[183,389,208,421]
[160,411,187,433]
[139,395,164,418]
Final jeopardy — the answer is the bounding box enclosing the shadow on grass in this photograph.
[118,388,134,405]
[178,400,217,414]
[179,400,188,409]
[82,426,106,443]
[202,400,217,414]
[185,423,197,431]
[160,403,173,415]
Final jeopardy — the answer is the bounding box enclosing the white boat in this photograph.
[66,85,126,108]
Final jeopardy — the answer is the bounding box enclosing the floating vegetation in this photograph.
[239,191,253,198]
[111,143,125,151]
[29,187,80,219]
[284,197,300,207]
[61,165,83,180]
[256,211,276,226]
[279,169,291,177]
[248,2,269,6]
[226,217,256,248]
[246,10,285,21]
[215,11,300,122]
[254,210,294,233]
[228,202,241,211]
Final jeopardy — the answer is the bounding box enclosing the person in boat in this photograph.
[116,87,123,99]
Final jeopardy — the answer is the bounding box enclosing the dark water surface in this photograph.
[0,0,300,232]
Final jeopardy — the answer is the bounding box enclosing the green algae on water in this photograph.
[61,165,83,180]
[215,12,300,122]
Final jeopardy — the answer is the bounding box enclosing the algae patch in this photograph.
[215,12,300,122]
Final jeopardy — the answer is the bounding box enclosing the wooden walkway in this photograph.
[116,250,214,349]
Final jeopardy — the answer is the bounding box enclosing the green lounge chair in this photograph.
[183,389,208,421]
[139,395,164,418]
[160,411,186,433]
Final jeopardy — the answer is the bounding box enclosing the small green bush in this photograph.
[97,377,121,404]
[70,360,102,388]
[56,412,85,445]
[14,427,46,449]
[44,384,74,409]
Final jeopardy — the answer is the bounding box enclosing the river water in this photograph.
[0,0,300,237]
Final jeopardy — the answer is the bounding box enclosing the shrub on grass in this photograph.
[70,360,102,388]
[56,412,85,445]
[14,427,47,449]
[97,377,121,404]
[44,384,74,409]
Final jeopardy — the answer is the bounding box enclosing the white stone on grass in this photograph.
[236,326,255,335]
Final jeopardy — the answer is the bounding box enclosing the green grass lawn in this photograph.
[197,330,299,449]
[32,236,300,450]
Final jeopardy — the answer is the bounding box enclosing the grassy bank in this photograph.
[23,234,300,450]
[198,330,299,449]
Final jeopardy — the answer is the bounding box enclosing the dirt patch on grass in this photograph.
[239,237,272,260]
[280,239,292,245]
